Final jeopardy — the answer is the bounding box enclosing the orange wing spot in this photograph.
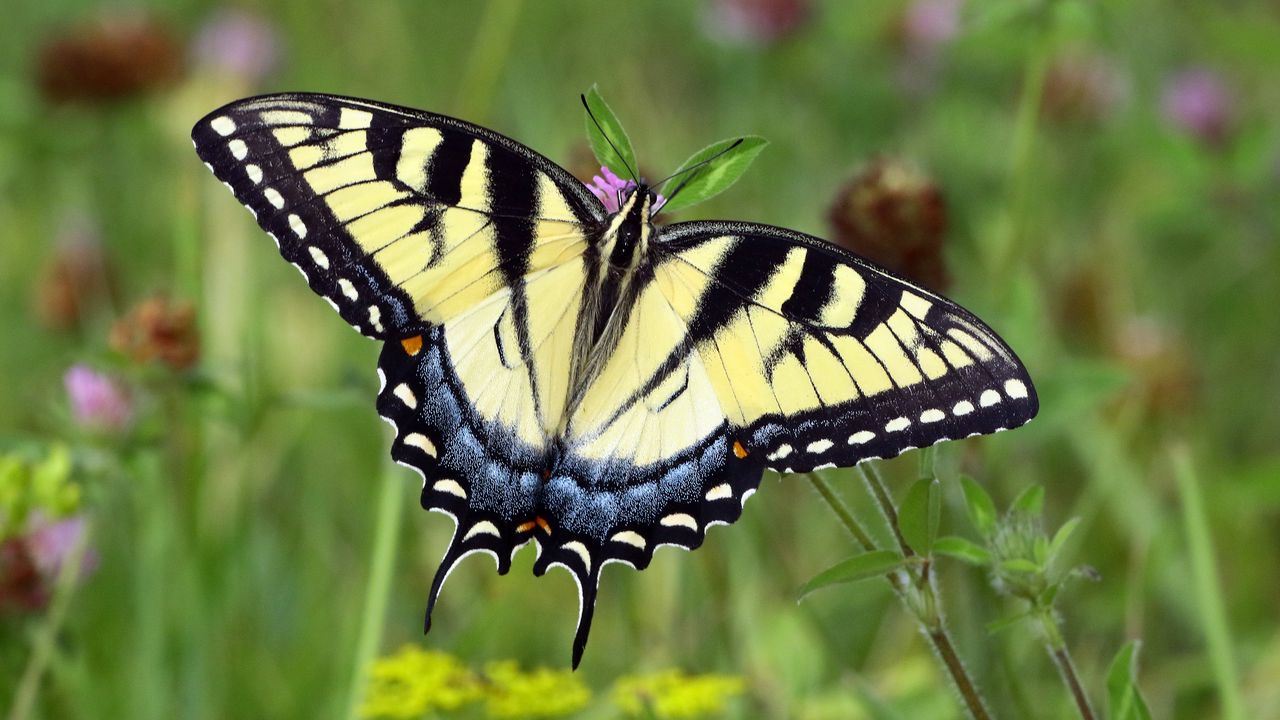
[732,440,749,459]
[400,335,423,356]
[516,521,537,534]
[535,516,552,535]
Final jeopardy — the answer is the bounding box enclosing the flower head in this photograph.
[705,0,812,45]
[110,295,200,370]
[0,538,44,610]
[1040,53,1128,125]
[35,12,182,105]
[483,660,592,719]
[35,215,113,332]
[613,669,745,719]
[0,448,93,612]
[0,516,95,612]
[191,9,281,84]
[25,514,96,580]
[1162,68,1235,147]
[827,158,949,290]
[586,167,666,215]
[361,645,482,718]
[890,0,964,94]
[64,365,133,432]
[898,0,963,55]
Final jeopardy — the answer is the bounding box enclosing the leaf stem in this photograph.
[803,472,993,720]
[804,471,875,552]
[344,460,406,720]
[858,465,914,558]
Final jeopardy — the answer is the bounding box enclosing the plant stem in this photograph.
[804,471,875,552]
[1171,445,1245,720]
[1031,606,1095,719]
[803,472,993,720]
[8,521,91,720]
[344,461,406,720]
[858,465,914,557]
[1050,645,1096,720]
[928,628,993,720]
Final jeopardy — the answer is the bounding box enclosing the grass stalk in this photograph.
[1171,445,1245,720]
[453,0,526,121]
[344,460,406,720]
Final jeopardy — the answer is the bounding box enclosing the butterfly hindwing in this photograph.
[191,93,602,338]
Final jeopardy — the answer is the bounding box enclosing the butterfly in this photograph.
[192,93,1038,667]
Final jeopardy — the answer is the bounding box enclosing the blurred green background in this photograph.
[2,1,1278,718]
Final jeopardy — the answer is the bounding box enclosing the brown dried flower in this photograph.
[827,158,949,291]
[34,218,113,331]
[110,296,200,369]
[1040,53,1127,125]
[1110,315,1197,417]
[0,538,45,611]
[36,13,182,105]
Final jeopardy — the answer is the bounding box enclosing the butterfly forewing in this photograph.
[191,93,602,339]
[651,221,1038,471]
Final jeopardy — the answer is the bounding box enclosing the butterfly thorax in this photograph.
[601,185,654,271]
[560,186,657,426]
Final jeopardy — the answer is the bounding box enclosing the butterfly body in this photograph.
[193,93,1037,667]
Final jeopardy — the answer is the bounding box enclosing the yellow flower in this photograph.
[612,669,745,719]
[361,645,482,718]
[483,660,592,719]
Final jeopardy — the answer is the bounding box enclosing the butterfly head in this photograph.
[603,183,655,270]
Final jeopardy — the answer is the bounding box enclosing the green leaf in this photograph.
[898,478,939,554]
[659,136,768,214]
[998,558,1041,574]
[582,85,637,180]
[1011,484,1044,516]
[986,610,1032,635]
[798,550,908,600]
[959,475,997,538]
[1106,641,1154,720]
[1047,517,1082,564]
[1038,581,1062,607]
[934,536,991,566]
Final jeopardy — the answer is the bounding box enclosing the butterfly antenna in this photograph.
[580,94,638,184]
[656,138,746,209]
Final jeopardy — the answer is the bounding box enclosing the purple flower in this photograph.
[901,0,963,55]
[191,9,281,83]
[25,514,96,580]
[64,365,132,432]
[586,167,666,215]
[705,0,811,45]
[1162,68,1234,147]
[892,0,964,97]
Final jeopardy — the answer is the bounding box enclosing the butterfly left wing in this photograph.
[193,94,607,653]
[537,220,1037,665]
[191,92,602,338]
